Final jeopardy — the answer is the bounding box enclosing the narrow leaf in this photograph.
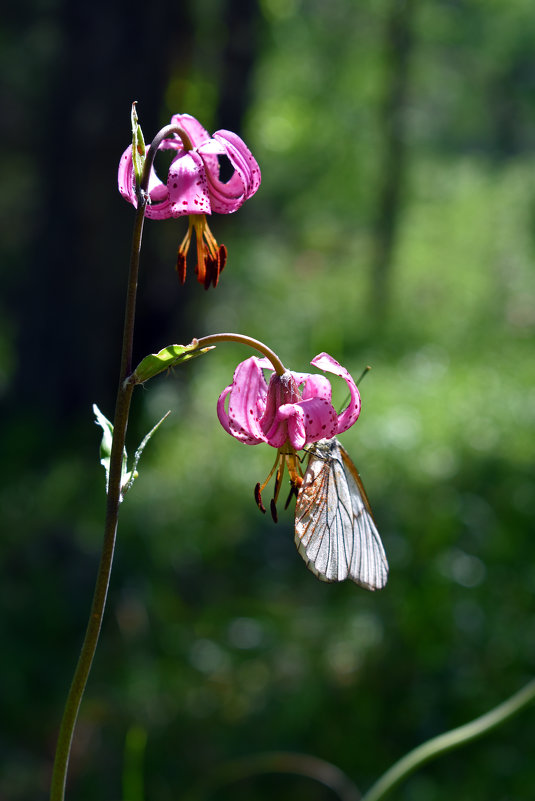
[130,340,214,385]
[122,411,172,497]
[131,102,146,187]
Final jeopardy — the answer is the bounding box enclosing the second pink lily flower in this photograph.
[217,352,361,516]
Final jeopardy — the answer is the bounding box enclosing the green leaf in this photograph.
[93,404,128,493]
[131,102,146,187]
[129,340,215,385]
[122,411,171,497]
[93,405,170,498]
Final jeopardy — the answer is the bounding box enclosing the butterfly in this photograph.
[294,437,388,589]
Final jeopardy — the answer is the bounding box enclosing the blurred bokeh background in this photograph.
[2,1,535,799]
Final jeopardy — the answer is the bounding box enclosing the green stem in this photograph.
[362,678,535,801]
[196,333,286,375]
[49,124,163,801]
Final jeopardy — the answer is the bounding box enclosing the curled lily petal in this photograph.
[299,396,339,442]
[216,385,234,436]
[149,182,168,203]
[300,373,332,402]
[118,145,138,204]
[262,404,303,449]
[170,113,212,147]
[310,352,361,433]
[203,131,262,214]
[118,144,174,211]
[217,358,268,444]
[276,404,307,450]
[265,395,338,450]
[214,131,262,196]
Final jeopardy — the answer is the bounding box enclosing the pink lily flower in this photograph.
[217,353,361,517]
[118,113,261,288]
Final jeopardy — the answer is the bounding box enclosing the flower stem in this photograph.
[145,124,194,170]
[49,142,154,801]
[182,751,361,801]
[361,678,535,801]
[196,333,286,375]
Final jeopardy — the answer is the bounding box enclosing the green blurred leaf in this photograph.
[122,724,147,801]
[130,340,214,385]
[131,101,146,187]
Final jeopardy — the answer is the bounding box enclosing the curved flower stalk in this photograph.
[118,113,261,288]
[361,677,535,801]
[217,352,361,518]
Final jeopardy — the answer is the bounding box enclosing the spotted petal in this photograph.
[118,145,137,205]
[310,352,361,433]
[165,151,212,217]
[299,396,340,442]
[217,358,268,444]
[117,143,179,213]
[215,130,262,198]
[274,403,307,450]
[200,131,262,214]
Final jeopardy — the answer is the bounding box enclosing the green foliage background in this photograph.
[1,1,535,800]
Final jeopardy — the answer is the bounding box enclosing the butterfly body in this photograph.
[295,438,388,589]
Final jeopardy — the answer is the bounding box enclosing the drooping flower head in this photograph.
[118,113,261,288]
[217,353,361,518]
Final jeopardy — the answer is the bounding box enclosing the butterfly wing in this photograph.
[295,438,388,589]
[338,442,389,590]
[294,439,355,582]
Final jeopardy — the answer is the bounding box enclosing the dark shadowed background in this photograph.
[1,1,535,799]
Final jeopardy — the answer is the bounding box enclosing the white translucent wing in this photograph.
[294,441,354,582]
[338,443,389,589]
[294,438,389,589]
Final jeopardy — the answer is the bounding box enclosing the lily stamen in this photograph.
[254,450,283,514]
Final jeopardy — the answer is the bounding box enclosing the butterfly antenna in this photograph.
[337,365,372,414]
[356,365,372,386]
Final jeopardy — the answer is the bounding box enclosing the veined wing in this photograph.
[294,438,388,589]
